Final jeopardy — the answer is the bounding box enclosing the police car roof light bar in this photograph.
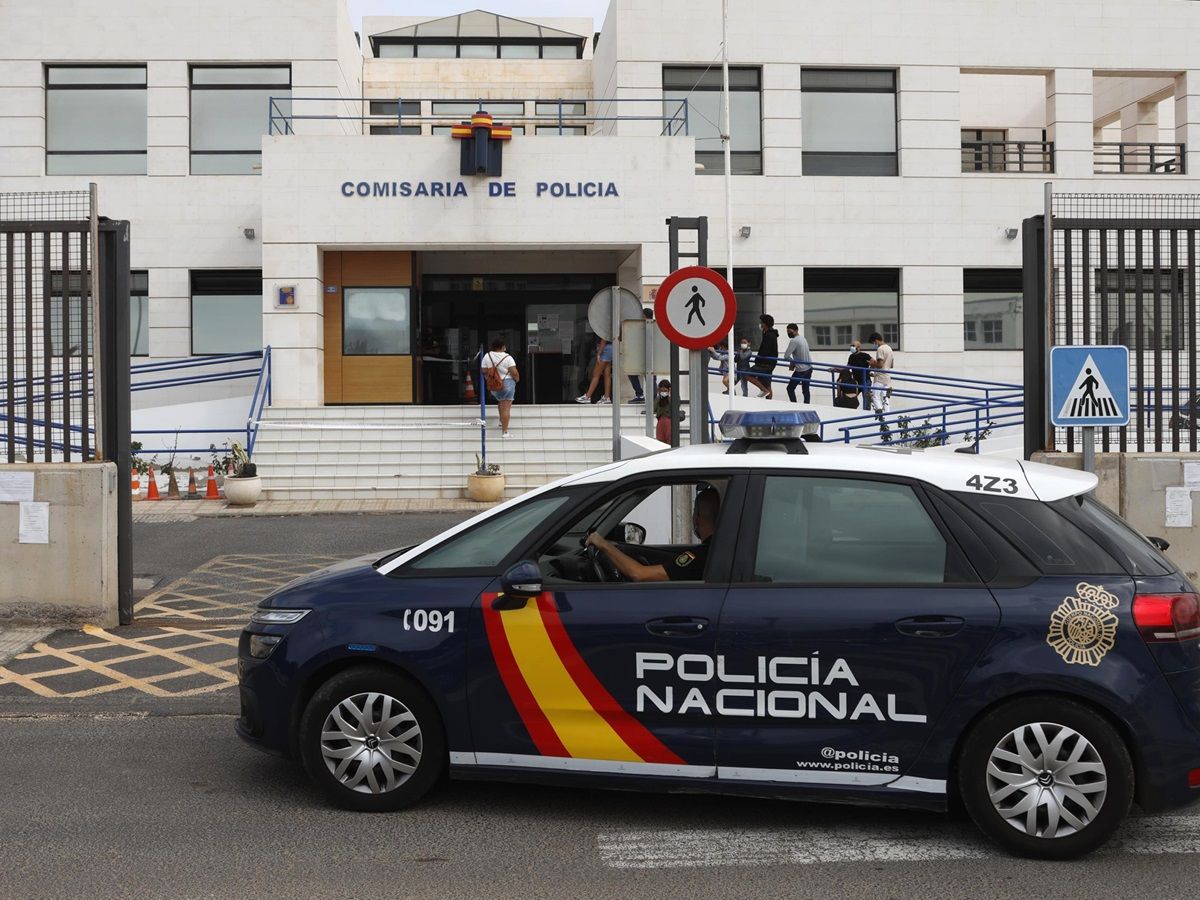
[720,409,820,454]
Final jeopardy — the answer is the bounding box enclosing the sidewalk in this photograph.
[133,497,498,521]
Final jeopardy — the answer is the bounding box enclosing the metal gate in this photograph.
[1023,191,1200,457]
[0,188,133,623]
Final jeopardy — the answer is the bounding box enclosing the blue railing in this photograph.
[268,95,689,137]
[131,349,271,457]
[706,355,1024,452]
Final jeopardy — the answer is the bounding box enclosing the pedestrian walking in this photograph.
[846,339,874,411]
[654,379,674,443]
[481,337,519,438]
[746,314,780,399]
[783,322,813,404]
[575,336,613,404]
[868,331,895,414]
[734,336,753,396]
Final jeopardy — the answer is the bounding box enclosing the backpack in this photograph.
[483,353,505,392]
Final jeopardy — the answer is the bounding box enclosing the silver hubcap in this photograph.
[986,721,1107,839]
[320,692,422,794]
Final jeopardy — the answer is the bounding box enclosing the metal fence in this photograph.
[1043,192,1200,453]
[0,190,96,461]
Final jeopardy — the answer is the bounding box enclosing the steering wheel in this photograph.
[583,541,622,583]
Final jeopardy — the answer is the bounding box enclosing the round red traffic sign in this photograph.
[653,266,737,351]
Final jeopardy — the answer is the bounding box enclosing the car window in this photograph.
[754,476,950,584]
[954,494,1123,575]
[536,477,730,584]
[1052,494,1173,577]
[407,494,572,571]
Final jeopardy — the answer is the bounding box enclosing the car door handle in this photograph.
[645,616,709,638]
[894,616,966,639]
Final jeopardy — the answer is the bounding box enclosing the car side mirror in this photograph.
[623,523,646,545]
[492,560,543,611]
[1148,535,1171,552]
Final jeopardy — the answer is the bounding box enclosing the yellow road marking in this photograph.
[32,641,173,697]
[83,626,237,686]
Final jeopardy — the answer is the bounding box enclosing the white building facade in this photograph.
[3,0,1200,413]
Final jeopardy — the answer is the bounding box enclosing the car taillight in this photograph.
[1133,593,1200,643]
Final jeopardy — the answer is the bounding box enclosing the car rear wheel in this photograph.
[299,665,445,812]
[958,696,1133,860]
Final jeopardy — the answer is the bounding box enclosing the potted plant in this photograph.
[467,454,505,502]
[223,441,262,507]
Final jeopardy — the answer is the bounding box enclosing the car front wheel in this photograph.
[957,696,1133,859]
[299,665,446,812]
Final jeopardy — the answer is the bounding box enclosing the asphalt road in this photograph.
[2,512,1200,898]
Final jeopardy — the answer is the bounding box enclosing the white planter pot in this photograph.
[223,475,262,507]
[466,472,505,502]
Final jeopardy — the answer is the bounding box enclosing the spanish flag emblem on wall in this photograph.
[452,111,513,177]
[483,592,684,764]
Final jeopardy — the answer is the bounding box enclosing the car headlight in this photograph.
[250,608,311,625]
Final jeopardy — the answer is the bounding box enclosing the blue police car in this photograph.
[237,410,1200,859]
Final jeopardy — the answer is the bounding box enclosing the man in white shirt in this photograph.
[480,337,519,438]
[867,331,894,414]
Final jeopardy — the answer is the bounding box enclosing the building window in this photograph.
[371,12,585,59]
[813,326,831,347]
[804,269,901,349]
[45,66,147,175]
[190,270,262,355]
[343,287,412,356]
[663,66,762,175]
[534,126,586,136]
[801,69,897,176]
[190,66,291,175]
[963,269,1022,350]
[1095,268,1186,347]
[368,100,421,134]
[48,270,148,357]
[710,268,765,343]
[431,100,525,117]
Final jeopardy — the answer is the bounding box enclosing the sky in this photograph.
[347,0,612,31]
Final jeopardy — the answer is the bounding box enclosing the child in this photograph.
[654,379,673,444]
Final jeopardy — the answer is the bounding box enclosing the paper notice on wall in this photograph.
[18,501,49,544]
[0,471,34,502]
[1165,487,1194,528]
[1185,462,1200,489]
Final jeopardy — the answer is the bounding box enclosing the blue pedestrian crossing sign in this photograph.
[1050,345,1130,427]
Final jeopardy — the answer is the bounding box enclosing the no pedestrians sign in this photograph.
[653,266,738,351]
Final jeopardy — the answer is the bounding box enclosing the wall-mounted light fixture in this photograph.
[1004,227,1019,240]
[739,225,752,239]
[243,227,256,240]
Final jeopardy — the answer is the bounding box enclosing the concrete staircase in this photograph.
[252,404,661,500]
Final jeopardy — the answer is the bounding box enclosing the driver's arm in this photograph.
[585,532,668,582]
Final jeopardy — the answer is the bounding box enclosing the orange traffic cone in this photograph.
[204,464,220,500]
[464,374,477,401]
[144,466,161,501]
[131,470,142,501]
[185,467,199,500]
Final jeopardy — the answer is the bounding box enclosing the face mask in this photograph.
[658,391,669,399]
[740,343,749,350]
[849,345,857,352]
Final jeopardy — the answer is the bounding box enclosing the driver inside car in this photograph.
[585,487,719,582]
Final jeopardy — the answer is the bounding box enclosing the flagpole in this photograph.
[721,0,736,415]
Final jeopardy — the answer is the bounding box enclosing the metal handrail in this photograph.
[269,95,690,137]
[1093,142,1186,175]
[245,346,272,456]
[961,140,1054,174]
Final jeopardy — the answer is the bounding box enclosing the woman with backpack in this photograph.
[480,337,519,439]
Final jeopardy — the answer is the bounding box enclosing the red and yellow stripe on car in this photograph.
[483,593,683,764]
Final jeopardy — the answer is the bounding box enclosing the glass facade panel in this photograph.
[46,67,147,174]
[535,101,586,116]
[432,101,525,116]
[190,67,289,175]
[459,43,498,58]
[540,44,579,59]
[663,66,761,175]
[534,126,587,136]
[191,271,262,355]
[418,44,457,58]
[343,287,412,356]
[804,269,901,350]
[711,268,765,345]
[377,43,415,58]
[458,10,499,36]
[801,69,897,176]
[500,43,539,58]
[963,269,1022,350]
[130,272,150,357]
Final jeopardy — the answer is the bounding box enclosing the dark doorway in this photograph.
[419,272,612,404]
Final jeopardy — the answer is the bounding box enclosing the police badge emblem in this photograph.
[675,551,695,567]
[1047,582,1120,666]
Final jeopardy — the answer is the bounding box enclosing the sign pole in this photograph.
[721,0,736,418]
[645,315,654,438]
[611,285,621,461]
[1082,425,1095,475]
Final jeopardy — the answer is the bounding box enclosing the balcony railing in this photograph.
[961,140,1054,174]
[1093,142,1185,175]
[267,96,690,137]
